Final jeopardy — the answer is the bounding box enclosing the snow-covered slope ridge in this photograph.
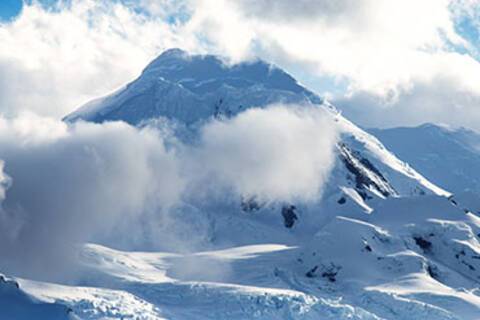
[370,124,480,195]
[65,48,448,202]
[64,48,322,125]
[0,274,75,320]
[16,195,480,319]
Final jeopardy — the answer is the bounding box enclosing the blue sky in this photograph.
[0,0,22,21]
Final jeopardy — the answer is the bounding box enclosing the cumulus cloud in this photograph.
[188,0,461,85]
[2,0,480,129]
[333,51,480,129]
[185,0,480,129]
[0,0,199,118]
[0,113,184,280]
[0,105,338,280]
[191,105,338,202]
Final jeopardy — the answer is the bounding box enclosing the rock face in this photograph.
[338,143,396,199]
[281,205,298,228]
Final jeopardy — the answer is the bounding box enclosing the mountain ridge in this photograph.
[370,123,480,194]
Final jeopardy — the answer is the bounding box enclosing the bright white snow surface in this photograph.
[1,49,479,319]
[14,195,480,319]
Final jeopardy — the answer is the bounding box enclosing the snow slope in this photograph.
[64,48,322,125]
[0,274,74,320]
[1,49,478,319]
[370,124,480,195]
[16,195,480,319]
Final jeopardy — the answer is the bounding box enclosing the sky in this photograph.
[0,0,22,21]
[1,0,480,130]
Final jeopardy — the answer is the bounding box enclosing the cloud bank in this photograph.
[0,0,199,118]
[0,113,184,279]
[2,0,480,129]
[187,0,480,130]
[193,106,337,202]
[0,105,337,280]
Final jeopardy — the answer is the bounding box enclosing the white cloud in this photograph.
[0,113,184,280]
[192,105,338,202]
[335,51,480,129]
[0,105,338,280]
[0,0,199,118]
[2,0,480,129]
[185,0,480,129]
[187,0,460,87]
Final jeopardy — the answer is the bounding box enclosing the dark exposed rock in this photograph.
[415,187,426,195]
[0,275,20,289]
[306,265,318,278]
[461,260,476,271]
[427,264,440,280]
[337,197,346,204]
[357,190,372,201]
[321,264,342,282]
[306,264,342,282]
[281,205,298,228]
[241,196,262,212]
[448,196,458,206]
[338,143,396,199]
[413,236,432,253]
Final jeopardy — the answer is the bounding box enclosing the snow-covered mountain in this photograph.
[4,49,480,319]
[64,48,322,125]
[370,124,480,195]
[65,48,447,205]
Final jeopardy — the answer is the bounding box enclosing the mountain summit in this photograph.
[66,49,447,202]
[64,48,322,125]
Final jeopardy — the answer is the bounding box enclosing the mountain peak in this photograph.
[417,122,453,132]
[65,48,322,124]
[142,47,192,75]
[159,47,188,58]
